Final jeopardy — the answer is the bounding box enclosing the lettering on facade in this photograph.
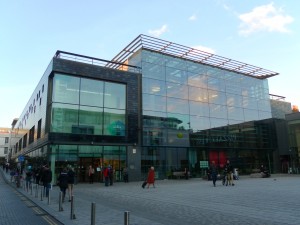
[191,134,237,145]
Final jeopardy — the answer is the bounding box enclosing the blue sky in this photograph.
[0,0,299,127]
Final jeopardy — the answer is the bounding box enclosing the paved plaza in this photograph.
[1,169,300,225]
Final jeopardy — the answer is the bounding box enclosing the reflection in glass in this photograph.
[79,106,103,135]
[209,104,228,119]
[143,94,167,112]
[167,98,189,114]
[188,73,208,88]
[51,103,79,133]
[142,62,166,80]
[190,115,210,131]
[104,82,126,109]
[189,86,208,103]
[143,78,166,96]
[80,78,104,107]
[166,67,187,84]
[53,74,80,104]
[189,101,209,117]
[103,108,126,136]
[166,82,189,99]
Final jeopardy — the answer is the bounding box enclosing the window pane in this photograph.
[103,108,126,136]
[51,103,79,133]
[79,106,103,135]
[189,86,208,103]
[142,78,166,96]
[167,113,190,130]
[190,115,210,131]
[166,82,189,99]
[208,90,227,105]
[143,94,166,112]
[227,107,244,120]
[143,111,167,128]
[167,98,189,114]
[104,82,126,109]
[53,74,80,104]
[166,67,187,84]
[188,73,208,88]
[80,78,104,107]
[189,101,209,117]
[209,104,228,119]
[142,62,166,80]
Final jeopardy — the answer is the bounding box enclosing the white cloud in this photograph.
[193,45,216,54]
[148,25,168,37]
[238,3,294,36]
[189,14,197,21]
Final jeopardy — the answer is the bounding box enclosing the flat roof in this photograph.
[108,34,279,79]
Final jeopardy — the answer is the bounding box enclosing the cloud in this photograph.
[238,3,294,36]
[148,25,168,37]
[193,45,216,54]
[189,14,197,21]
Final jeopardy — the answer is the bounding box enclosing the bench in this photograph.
[172,171,190,179]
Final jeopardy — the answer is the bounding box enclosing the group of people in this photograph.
[208,160,236,187]
[57,166,75,202]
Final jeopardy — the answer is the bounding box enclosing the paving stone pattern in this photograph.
[1,169,300,225]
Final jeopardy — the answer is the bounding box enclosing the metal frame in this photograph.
[108,34,278,79]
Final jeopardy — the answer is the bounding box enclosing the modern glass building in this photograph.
[10,35,289,182]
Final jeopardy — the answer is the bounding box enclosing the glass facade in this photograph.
[51,74,126,136]
[129,50,273,178]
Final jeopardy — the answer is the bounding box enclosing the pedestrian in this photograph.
[88,165,94,184]
[147,166,155,188]
[209,161,218,187]
[67,167,75,202]
[224,160,234,186]
[40,164,52,197]
[184,167,189,180]
[123,167,129,183]
[57,168,68,202]
[25,169,33,192]
[103,166,109,186]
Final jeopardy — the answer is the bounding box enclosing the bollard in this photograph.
[35,184,38,198]
[48,190,50,205]
[91,202,96,225]
[70,195,76,220]
[59,192,63,211]
[40,185,43,201]
[124,211,130,225]
[30,183,33,195]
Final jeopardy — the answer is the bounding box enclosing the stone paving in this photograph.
[1,169,300,225]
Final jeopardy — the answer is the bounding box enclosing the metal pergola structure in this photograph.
[108,34,279,79]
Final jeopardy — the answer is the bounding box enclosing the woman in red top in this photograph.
[147,166,155,188]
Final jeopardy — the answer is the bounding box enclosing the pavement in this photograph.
[1,169,300,225]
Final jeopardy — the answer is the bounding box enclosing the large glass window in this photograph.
[143,94,167,112]
[142,62,166,81]
[103,108,126,136]
[166,82,188,99]
[79,106,103,135]
[80,78,104,107]
[53,74,80,104]
[104,82,126,109]
[189,101,209,117]
[166,67,187,84]
[51,74,126,136]
[188,86,208,103]
[167,98,189,114]
[142,78,166,96]
[51,103,79,133]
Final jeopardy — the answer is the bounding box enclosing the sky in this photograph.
[0,0,299,128]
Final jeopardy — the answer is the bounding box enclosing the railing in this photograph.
[54,50,141,73]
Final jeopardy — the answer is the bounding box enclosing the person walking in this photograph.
[209,161,218,187]
[224,160,234,186]
[25,169,33,192]
[123,167,129,183]
[40,164,52,197]
[88,165,94,184]
[147,166,155,188]
[57,168,68,202]
[103,166,109,186]
[67,167,75,202]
